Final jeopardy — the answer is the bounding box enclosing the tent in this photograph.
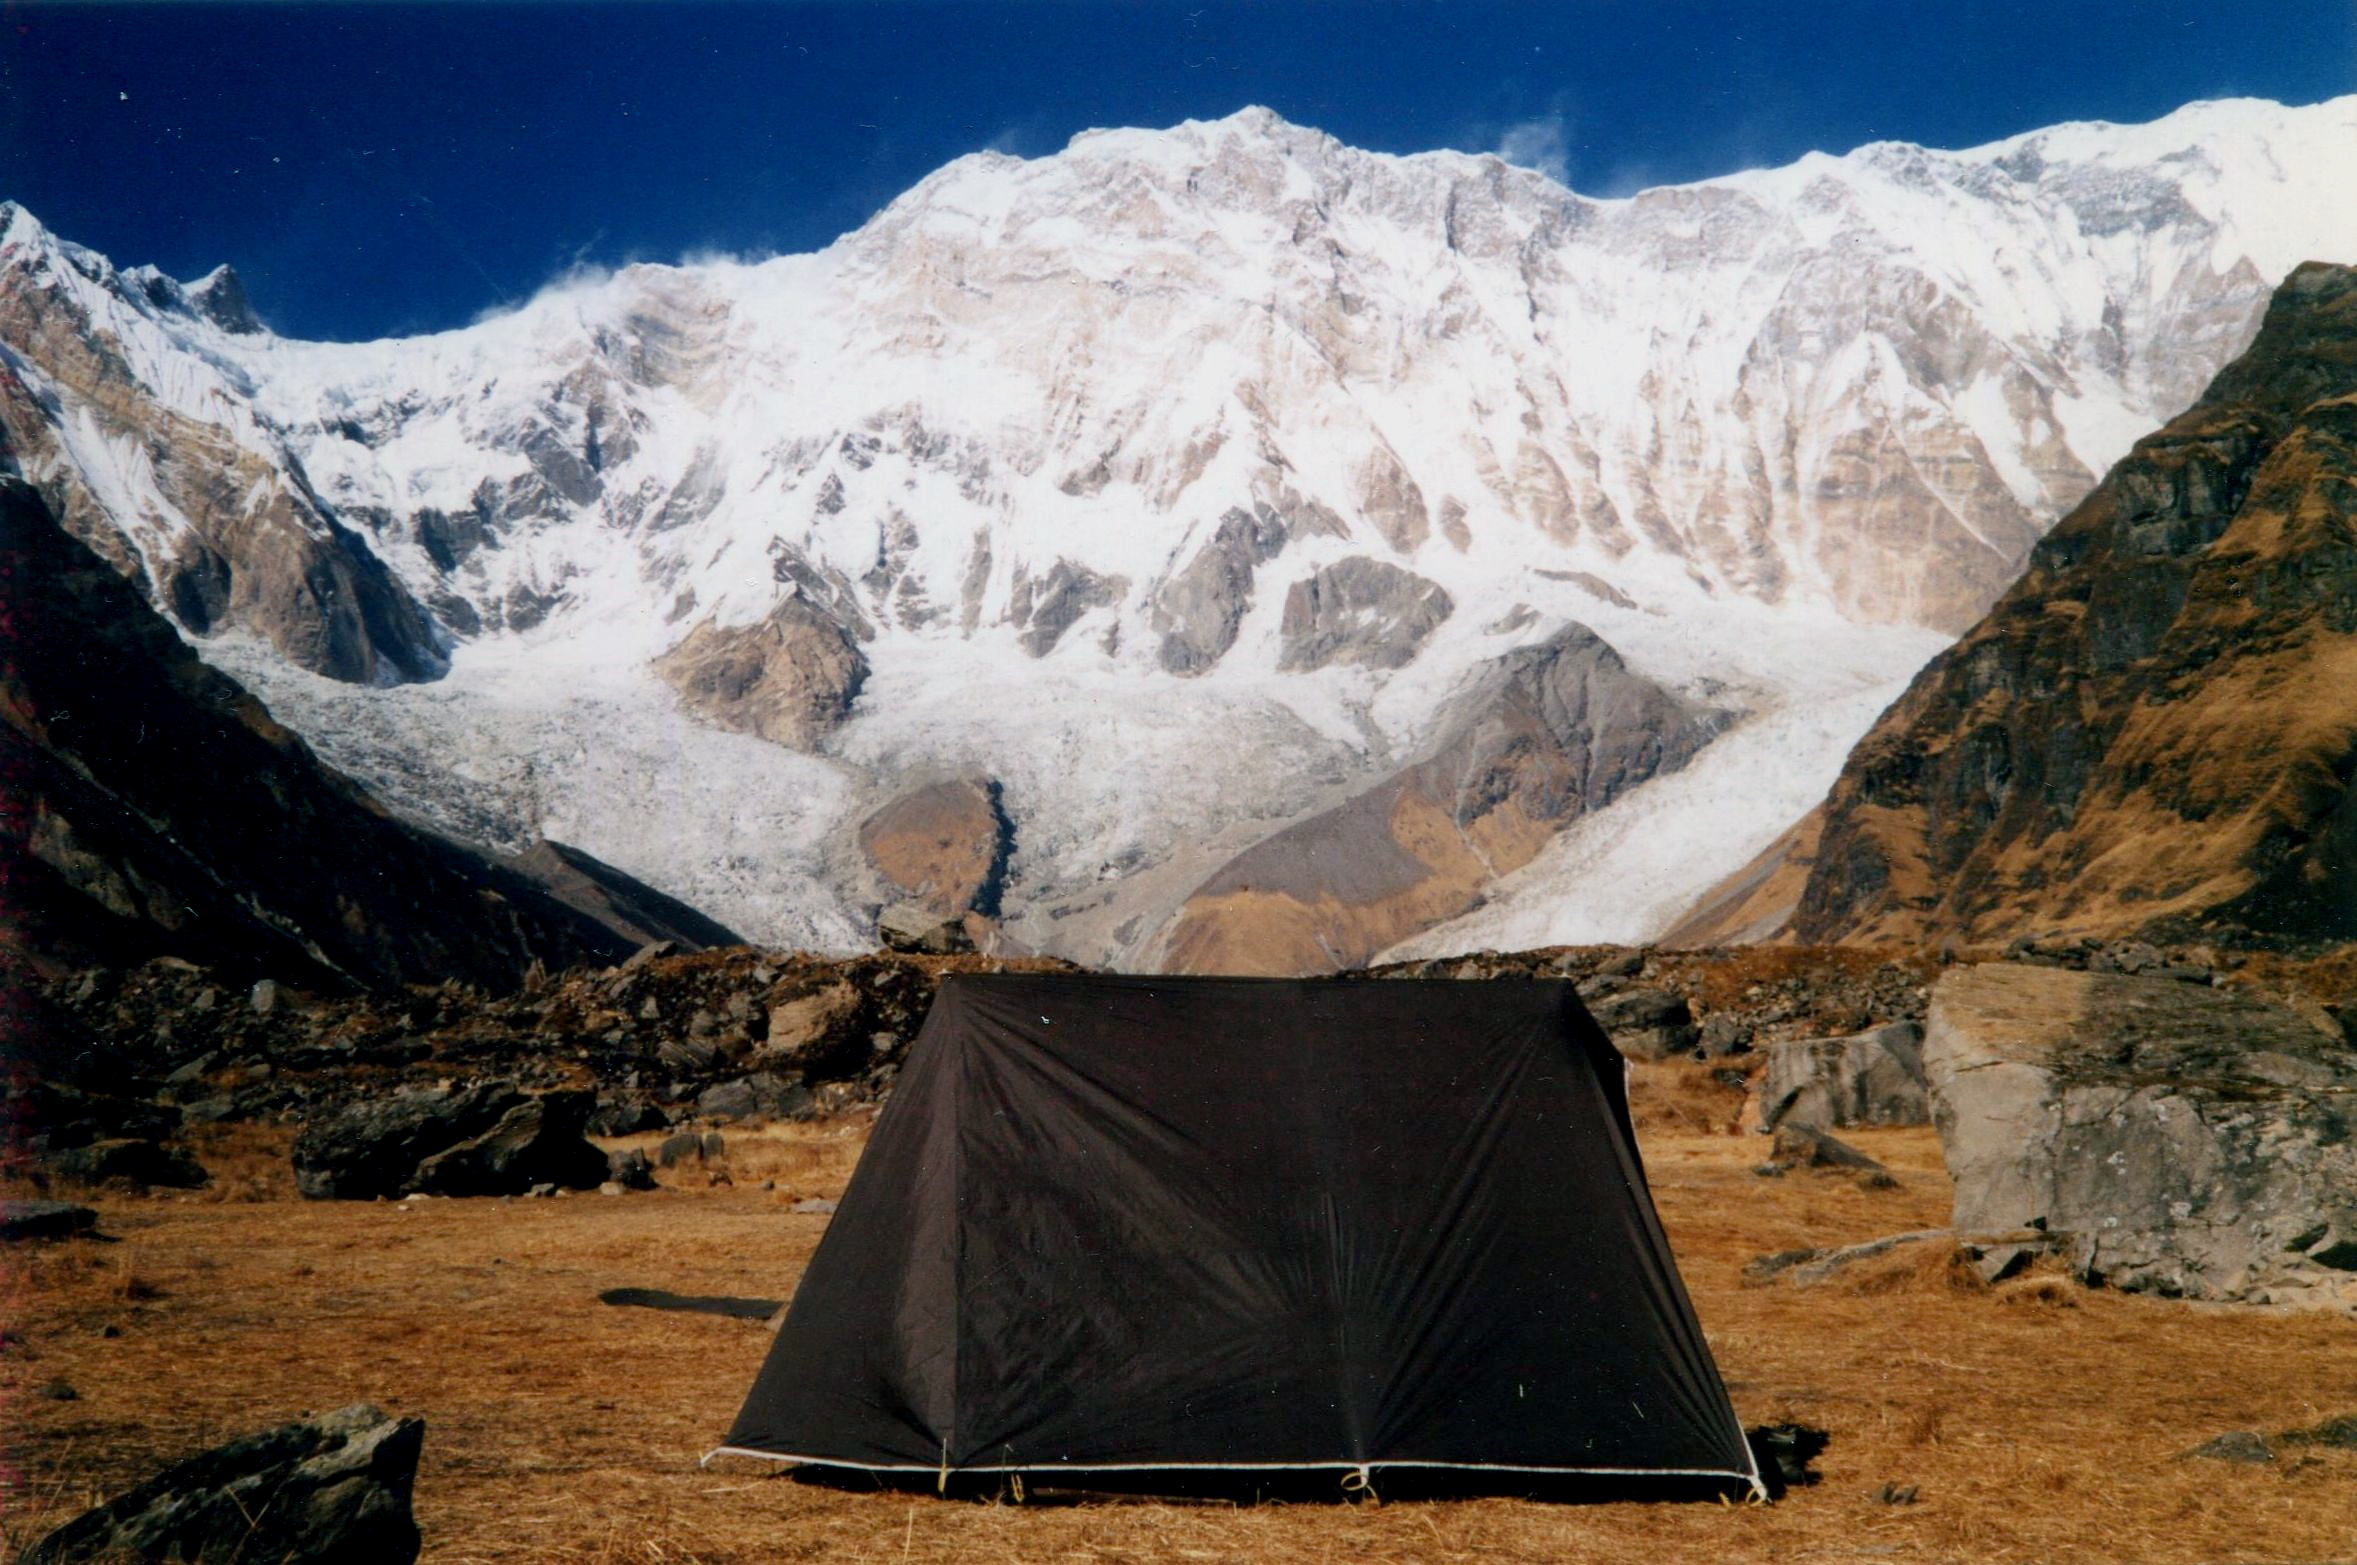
[717,972,1762,1497]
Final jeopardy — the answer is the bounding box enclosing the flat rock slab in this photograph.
[1925,964,2357,1307]
[0,1200,98,1241]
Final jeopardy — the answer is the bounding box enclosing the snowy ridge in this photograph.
[6,95,2355,964]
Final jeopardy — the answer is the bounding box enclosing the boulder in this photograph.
[875,903,974,955]
[1,1199,98,1241]
[1923,964,2357,1306]
[606,1148,656,1191]
[1588,987,1699,1062]
[1696,1014,1754,1058]
[2185,1431,2274,1464]
[695,1073,812,1124]
[759,981,864,1066]
[1748,1229,1950,1287]
[409,1091,608,1197]
[50,1138,208,1190]
[656,1130,709,1168]
[1768,1123,1888,1175]
[293,1082,605,1200]
[18,1082,181,1152]
[1759,1022,1928,1130]
[20,1403,422,1565]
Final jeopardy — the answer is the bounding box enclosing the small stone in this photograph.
[2186,1431,2274,1464]
[40,1379,78,1401]
[791,1197,839,1215]
[606,1148,656,1191]
[1872,1482,1919,1505]
[598,1182,624,1197]
[1769,1123,1886,1175]
[2279,1413,2357,1450]
[249,979,282,1014]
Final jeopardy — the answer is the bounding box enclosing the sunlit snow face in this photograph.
[9,94,2355,962]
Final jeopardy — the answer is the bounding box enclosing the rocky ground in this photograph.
[12,931,2347,1201]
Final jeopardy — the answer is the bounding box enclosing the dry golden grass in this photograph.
[6,1095,2355,1563]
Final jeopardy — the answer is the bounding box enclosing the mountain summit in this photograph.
[4,98,2355,967]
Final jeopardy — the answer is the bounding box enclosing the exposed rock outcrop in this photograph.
[857,777,1013,919]
[292,1082,607,1199]
[1150,506,1287,674]
[20,1404,422,1565]
[1165,623,1730,973]
[0,478,651,991]
[1795,262,2357,948]
[1007,559,1127,657]
[1276,556,1454,672]
[655,597,868,749]
[1923,963,2357,1307]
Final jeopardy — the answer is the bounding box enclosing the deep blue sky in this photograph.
[6,2,2353,341]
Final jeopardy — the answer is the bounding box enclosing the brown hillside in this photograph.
[1794,261,2357,947]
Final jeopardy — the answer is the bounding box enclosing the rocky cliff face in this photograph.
[1794,262,2357,947]
[7,98,2355,965]
[0,226,446,684]
[1162,624,1729,973]
[0,478,700,990]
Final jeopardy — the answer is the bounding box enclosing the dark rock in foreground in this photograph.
[293,1083,606,1199]
[0,1200,98,1241]
[21,1403,422,1565]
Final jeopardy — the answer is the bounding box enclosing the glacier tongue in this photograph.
[7,95,2357,965]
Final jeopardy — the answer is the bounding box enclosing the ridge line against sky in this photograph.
[6,0,2354,341]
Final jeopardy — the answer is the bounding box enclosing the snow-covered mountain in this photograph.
[4,96,2354,968]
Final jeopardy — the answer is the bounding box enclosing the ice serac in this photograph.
[1793,261,2357,947]
[1162,623,1730,974]
[6,99,2357,961]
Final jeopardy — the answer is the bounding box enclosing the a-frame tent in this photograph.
[718,972,1762,1497]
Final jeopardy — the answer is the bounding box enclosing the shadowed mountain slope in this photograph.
[0,476,732,990]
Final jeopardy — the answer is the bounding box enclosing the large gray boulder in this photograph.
[1759,1022,1928,1129]
[1923,964,2357,1307]
[21,1403,422,1565]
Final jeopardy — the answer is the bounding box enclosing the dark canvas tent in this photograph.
[719,973,1761,1497]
